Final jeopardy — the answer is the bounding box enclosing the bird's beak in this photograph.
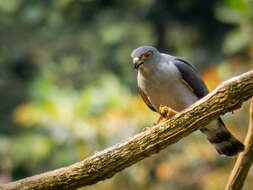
[133,57,144,69]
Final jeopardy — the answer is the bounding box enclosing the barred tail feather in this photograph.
[200,118,244,157]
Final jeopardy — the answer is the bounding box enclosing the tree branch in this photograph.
[1,70,253,190]
[225,97,253,190]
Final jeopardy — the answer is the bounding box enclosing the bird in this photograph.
[131,45,244,156]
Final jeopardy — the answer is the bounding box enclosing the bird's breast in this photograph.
[138,63,198,112]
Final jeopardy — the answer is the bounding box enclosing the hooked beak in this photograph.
[133,57,144,69]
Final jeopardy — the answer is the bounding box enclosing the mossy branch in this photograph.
[1,70,253,190]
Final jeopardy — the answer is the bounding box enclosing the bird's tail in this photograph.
[200,118,244,156]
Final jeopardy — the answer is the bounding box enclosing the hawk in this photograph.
[131,46,244,156]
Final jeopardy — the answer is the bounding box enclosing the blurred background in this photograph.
[0,0,253,189]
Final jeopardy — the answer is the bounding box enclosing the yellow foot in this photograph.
[159,106,178,118]
[157,106,178,124]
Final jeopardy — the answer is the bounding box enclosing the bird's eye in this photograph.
[144,52,152,59]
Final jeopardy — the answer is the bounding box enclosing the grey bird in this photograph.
[131,46,244,156]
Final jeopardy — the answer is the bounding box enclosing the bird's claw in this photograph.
[157,106,178,124]
[159,106,178,118]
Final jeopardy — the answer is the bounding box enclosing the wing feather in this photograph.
[173,57,209,98]
[138,85,157,112]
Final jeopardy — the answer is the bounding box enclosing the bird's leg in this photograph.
[157,106,178,123]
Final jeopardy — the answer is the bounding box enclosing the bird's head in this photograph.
[131,46,160,69]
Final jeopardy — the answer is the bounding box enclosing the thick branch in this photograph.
[1,70,253,190]
[225,97,253,190]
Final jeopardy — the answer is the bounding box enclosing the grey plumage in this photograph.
[131,46,244,156]
[173,58,209,98]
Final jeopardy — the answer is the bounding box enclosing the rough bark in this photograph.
[225,97,253,190]
[1,70,253,190]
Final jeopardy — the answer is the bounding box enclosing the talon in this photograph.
[159,106,178,119]
[159,106,168,117]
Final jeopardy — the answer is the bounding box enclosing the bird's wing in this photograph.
[138,85,157,112]
[172,57,209,98]
[171,57,244,156]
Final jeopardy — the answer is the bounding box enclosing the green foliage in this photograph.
[216,0,253,54]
